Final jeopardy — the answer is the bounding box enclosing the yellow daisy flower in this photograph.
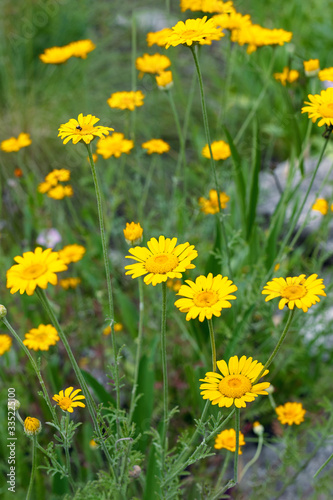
[213,11,251,31]
[96,133,134,158]
[262,274,326,312]
[38,181,52,194]
[52,387,86,413]
[303,59,320,77]
[273,67,299,86]
[58,244,86,264]
[302,88,333,128]
[103,323,123,336]
[147,28,173,47]
[47,185,73,199]
[156,71,173,90]
[198,189,230,214]
[39,45,73,64]
[59,277,82,290]
[214,428,245,454]
[166,278,183,292]
[6,247,68,296]
[23,324,59,351]
[202,140,231,160]
[275,402,306,425]
[174,273,237,321]
[125,235,198,286]
[45,169,70,186]
[232,25,292,54]
[141,139,170,154]
[66,39,96,59]
[58,113,114,145]
[107,90,145,111]
[0,334,12,355]
[200,355,270,408]
[136,53,171,77]
[165,16,224,48]
[123,222,143,246]
[312,198,328,215]
[1,133,31,153]
[318,67,333,82]
[24,417,42,436]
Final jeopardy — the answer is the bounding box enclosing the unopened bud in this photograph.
[129,465,141,478]
[0,305,7,319]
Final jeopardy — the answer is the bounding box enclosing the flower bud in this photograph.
[0,305,7,319]
[24,416,42,436]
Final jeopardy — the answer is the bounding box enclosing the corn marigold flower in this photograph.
[6,247,68,296]
[147,28,173,47]
[302,88,333,128]
[214,428,245,454]
[59,277,81,290]
[53,387,86,413]
[45,169,70,186]
[199,189,230,214]
[38,181,52,194]
[142,139,170,154]
[58,244,86,264]
[253,421,264,436]
[262,274,326,312]
[167,278,182,292]
[125,235,198,286]
[156,71,173,90]
[67,39,96,59]
[47,185,73,199]
[165,16,224,48]
[96,133,134,159]
[136,53,171,77]
[312,198,328,215]
[212,11,251,31]
[39,45,73,64]
[1,133,32,153]
[24,417,42,436]
[0,334,12,355]
[318,67,333,82]
[200,355,270,408]
[275,402,306,425]
[123,222,143,246]
[107,90,145,111]
[180,0,234,14]
[23,324,59,351]
[304,59,320,77]
[103,323,123,336]
[175,273,237,321]
[231,24,292,54]
[202,140,231,160]
[58,113,114,145]
[274,67,299,86]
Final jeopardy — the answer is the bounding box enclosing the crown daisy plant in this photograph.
[175,273,237,371]
[53,387,86,413]
[275,402,306,426]
[301,88,333,139]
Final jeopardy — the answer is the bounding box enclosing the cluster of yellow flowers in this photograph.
[37,168,73,200]
[0,133,31,153]
[39,39,96,64]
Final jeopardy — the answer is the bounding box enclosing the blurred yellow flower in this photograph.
[58,113,114,145]
[47,185,73,199]
[39,45,73,64]
[304,59,320,77]
[302,88,333,127]
[45,169,70,186]
[165,16,224,48]
[136,53,171,77]
[0,334,12,355]
[166,278,182,292]
[58,244,86,264]
[156,71,173,90]
[23,324,59,351]
[107,90,145,111]
[213,11,251,31]
[59,277,82,290]
[202,140,231,160]
[199,189,230,214]
[147,28,173,47]
[53,387,86,413]
[318,67,333,82]
[38,181,52,194]
[231,25,292,54]
[96,133,134,158]
[180,0,234,14]
[312,198,328,215]
[274,67,299,86]
[214,429,245,454]
[123,222,143,245]
[103,323,123,336]
[67,39,96,59]
[276,402,306,425]
[142,139,170,154]
[1,133,31,152]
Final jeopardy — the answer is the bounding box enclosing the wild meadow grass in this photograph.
[1,0,333,499]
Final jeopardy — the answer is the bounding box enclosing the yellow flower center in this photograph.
[193,290,218,307]
[22,264,47,280]
[182,30,198,38]
[77,125,95,135]
[58,397,72,411]
[319,103,333,118]
[145,253,178,274]
[282,284,306,300]
[219,374,252,398]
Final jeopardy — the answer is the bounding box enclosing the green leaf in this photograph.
[246,121,261,241]
[81,369,116,407]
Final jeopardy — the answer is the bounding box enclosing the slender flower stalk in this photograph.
[207,318,217,372]
[233,408,240,482]
[240,431,264,480]
[86,144,120,419]
[215,451,231,492]
[160,281,168,466]
[64,413,73,487]
[26,436,37,500]
[166,89,186,190]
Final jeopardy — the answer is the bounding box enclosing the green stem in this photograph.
[2,317,59,426]
[64,413,74,490]
[313,452,333,478]
[26,436,37,500]
[160,281,168,467]
[36,289,115,472]
[215,451,231,491]
[207,318,217,372]
[233,408,240,483]
[130,12,137,141]
[190,44,232,278]
[139,156,158,220]
[254,309,295,384]
[86,144,120,420]
[167,89,186,185]
[239,432,263,481]
[128,277,144,425]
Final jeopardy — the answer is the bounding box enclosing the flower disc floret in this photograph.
[175,273,237,321]
[200,355,270,408]
[58,244,86,264]
[165,16,224,48]
[58,113,114,145]
[262,274,326,312]
[275,402,306,425]
[52,387,86,413]
[6,247,68,296]
[125,235,198,286]
[301,88,333,128]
